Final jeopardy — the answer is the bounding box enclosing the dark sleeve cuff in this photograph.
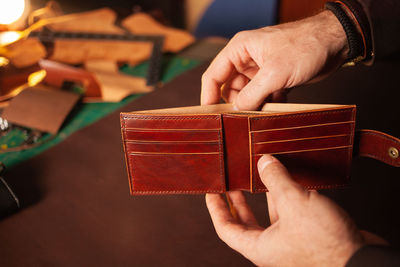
[346,245,400,267]
[346,0,400,62]
[336,0,373,63]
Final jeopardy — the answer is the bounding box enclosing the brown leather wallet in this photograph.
[120,103,400,195]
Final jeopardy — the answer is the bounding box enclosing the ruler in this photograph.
[29,29,164,86]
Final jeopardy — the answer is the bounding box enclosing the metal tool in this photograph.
[29,29,165,86]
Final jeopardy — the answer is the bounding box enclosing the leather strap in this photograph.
[354,129,400,167]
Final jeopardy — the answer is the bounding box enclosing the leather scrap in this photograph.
[2,86,80,134]
[84,60,152,102]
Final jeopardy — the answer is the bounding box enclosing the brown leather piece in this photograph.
[121,104,359,194]
[121,113,226,194]
[39,59,102,100]
[222,115,251,191]
[121,104,400,195]
[354,129,400,167]
[2,87,80,134]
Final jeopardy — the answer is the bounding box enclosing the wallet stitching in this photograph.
[121,117,133,192]
[124,128,221,132]
[126,139,221,154]
[251,109,354,121]
[250,108,355,191]
[217,121,226,192]
[251,136,255,192]
[125,140,220,144]
[125,109,359,193]
[250,121,355,133]
[128,116,226,193]
[253,134,351,145]
[130,190,224,194]
[129,154,224,193]
[361,131,400,145]
[122,128,135,194]
[129,152,224,195]
[129,152,221,155]
[346,110,356,182]
[247,117,253,192]
[122,116,220,120]
[253,145,353,156]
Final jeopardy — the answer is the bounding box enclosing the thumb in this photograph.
[257,155,307,210]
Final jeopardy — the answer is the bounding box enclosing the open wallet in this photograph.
[120,103,400,195]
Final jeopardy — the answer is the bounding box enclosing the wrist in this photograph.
[315,10,349,62]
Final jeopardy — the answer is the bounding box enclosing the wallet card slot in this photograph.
[255,145,352,155]
[124,129,220,142]
[249,107,356,132]
[251,121,354,143]
[251,146,352,192]
[122,114,222,129]
[253,135,352,155]
[126,141,221,153]
[127,153,225,194]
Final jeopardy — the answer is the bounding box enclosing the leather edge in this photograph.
[354,129,400,167]
[120,113,134,195]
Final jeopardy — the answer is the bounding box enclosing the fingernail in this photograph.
[232,103,239,111]
[257,154,276,172]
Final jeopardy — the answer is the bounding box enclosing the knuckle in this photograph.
[232,30,249,41]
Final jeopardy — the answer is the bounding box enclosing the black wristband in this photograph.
[325,2,364,62]
[339,0,373,61]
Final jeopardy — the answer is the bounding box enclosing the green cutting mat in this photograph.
[0,56,200,168]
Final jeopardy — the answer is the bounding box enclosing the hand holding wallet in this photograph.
[120,103,400,195]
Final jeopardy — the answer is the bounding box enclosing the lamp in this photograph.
[0,0,31,30]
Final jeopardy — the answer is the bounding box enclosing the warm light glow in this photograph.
[28,70,47,86]
[0,0,26,25]
[0,31,22,46]
[0,56,9,67]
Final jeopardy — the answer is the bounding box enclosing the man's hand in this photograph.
[201,10,349,110]
[206,155,386,267]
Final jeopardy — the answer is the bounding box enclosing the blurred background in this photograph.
[28,0,327,36]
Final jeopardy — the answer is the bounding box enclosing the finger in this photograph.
[226,191,260,227]
[266,192,279,225]
[234,65,288,111]
[221,72,249,103]
[233,60,259,81]
[221,88,239,103]
[226,72,249,90]
[206,193,263,254]
[257,155,307,213]
[201,50,236,105]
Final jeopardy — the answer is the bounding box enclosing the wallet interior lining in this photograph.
[249,121,355,133]
[131,103,347,115]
